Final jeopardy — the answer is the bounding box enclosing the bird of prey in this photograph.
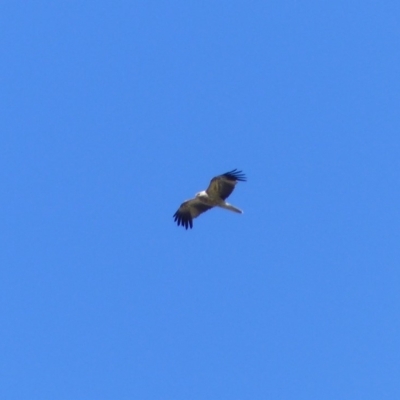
[173,169,246,229]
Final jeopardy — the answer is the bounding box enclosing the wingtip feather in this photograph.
[223,169,247,182]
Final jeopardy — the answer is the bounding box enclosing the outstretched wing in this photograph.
[173,198,213,229]
[206,169,246,200]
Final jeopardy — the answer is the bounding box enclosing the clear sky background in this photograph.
[1,1,400,399]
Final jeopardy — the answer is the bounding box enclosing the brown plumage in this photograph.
[173,169,246,229]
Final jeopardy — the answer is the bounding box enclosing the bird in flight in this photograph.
[173,169,246,229]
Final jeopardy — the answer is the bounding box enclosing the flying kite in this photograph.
[173,169,246,229]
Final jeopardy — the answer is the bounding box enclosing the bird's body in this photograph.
[173,169,246,229]
[195,190,243,213]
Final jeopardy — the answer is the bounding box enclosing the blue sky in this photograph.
[1,1,400,398]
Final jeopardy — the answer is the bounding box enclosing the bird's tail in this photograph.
[219,202,243,214]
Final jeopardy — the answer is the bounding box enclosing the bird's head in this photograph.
[195,190,208,198]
